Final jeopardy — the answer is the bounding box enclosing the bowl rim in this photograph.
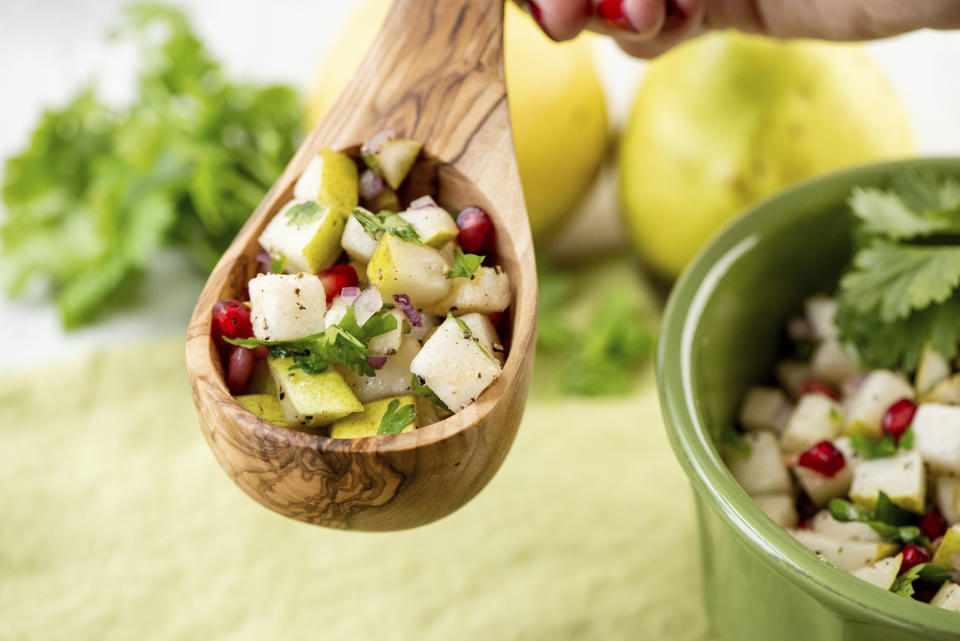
[657,156,960,635]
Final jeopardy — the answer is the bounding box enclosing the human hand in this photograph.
[521,0,960,58]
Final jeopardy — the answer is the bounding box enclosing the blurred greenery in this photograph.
[0,3,302,328]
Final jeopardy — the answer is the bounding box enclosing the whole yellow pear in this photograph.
[306,0,608,240]
[619,32,913,279]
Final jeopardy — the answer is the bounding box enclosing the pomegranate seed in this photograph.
[799,379,839,401]
[488,311,504,328]
[596,0,633,29]
[921,508,949,540]
[226,346,256,394]
[882,398,917,443]
[317,264,359,304]
[797,441,846,477]
[456,206,493,253]
[212,299,253,344]
[899,544,931,575]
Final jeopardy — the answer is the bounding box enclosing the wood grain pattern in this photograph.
[185,0,536,531]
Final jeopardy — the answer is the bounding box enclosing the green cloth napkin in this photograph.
[0,338,712,641]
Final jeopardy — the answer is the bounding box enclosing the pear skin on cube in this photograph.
[268,357,362,427]
[236,393,291,426]
[330,395,419,439]
[293,148,358,213]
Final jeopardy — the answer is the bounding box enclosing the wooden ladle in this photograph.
[185,0,536,531]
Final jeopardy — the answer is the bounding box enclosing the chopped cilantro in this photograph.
[719,429,752,458]
[351,207,421,245]
[270,253,286,274]
[891,563,950,598]
[447,247,484,279]
[377,399,417,435]
[285,201,325,227]
[828,492,929,545]
[849,429,914,460]
[411,375,451,413]
[836,171,960,372]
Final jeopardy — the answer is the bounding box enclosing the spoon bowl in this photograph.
[185,0,536,531]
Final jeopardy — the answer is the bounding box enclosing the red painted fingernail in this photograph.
[596,0,634,30]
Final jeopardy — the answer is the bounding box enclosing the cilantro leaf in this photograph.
[270,253,286,274]
[719,429,752,459]
[891,563,951,598]
[447,247,484,279]
[376,399,417,435]
[350,208,421,245]
[849,433,900,460]
[411,375,451,413]
[285,201,324,227]
[337,306,398,345]
[828,492,929,545]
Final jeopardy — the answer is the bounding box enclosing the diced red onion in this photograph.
[359,169,385,200]
[255,249,272,274]
[368,355,388,370]
[354,286,383,326]
[363,129,395,155]
[392,294,421,327]
[340,286,361,303]
[409,195,436,210]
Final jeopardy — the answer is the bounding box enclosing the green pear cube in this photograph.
[293,148,358,213]
[738,386,793,434]
[338,337,420,403]
[236,393,290,426]
[932,525,960,571]
[367,233,451,306]
[852,553,902,590]
[931,582,960,612]
[845,370,914,439]
[935,475,960,524]
[780,394,844,454]
[363,137,422,190]
[422,266,511,316]
[911,403,960,475]
[810,340,859,387]
[341,214,380,263]
[788,529,899,571]
[399,205,459,248]
[849,450,926,513]
[329,395,419,439]
[809,510,881,542]
[916,344,950,395]
[258,199,345,273]
[268,357,362,427]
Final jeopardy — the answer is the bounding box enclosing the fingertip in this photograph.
[524,0,592,41]
[622,0,666,37]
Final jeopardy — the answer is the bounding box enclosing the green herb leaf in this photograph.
[270,253,286,274]
[285,201,324,227]
[719,429,752,459]
[376,399,417,435]
[447,247,484,279]
[337,306,398,346]
[849,433,899,459]
[0,4,302,328]
[828,498,872,523]
[411,374,451,413]
[891,563,951,598]
[828,493,928,545]
[350,208,421,245]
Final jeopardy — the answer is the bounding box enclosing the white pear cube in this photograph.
[292,148,358,212]
[810,340,859,387]
[258,199,345,273]
[407,313,441,344]
[935,475,960,524]
[422,266,511,316]
[410,316,501,412]
[850,450,926,513]
[777,361,814,398]
[457,312,505,364]
[805,295,839,341]
[367,234,451,306]
[438,240,457,266]
[753,493,798,528]
[368,309,404,355]
[916,344,950,395]
[780,394,844,454]
[845,370,915,439]
[809,510,881,542]
[931,582,960,613]
[269,357,362,427]
[739,386,793,433]
[852,553,902,590]
[324,295,348,328]
[726,431,792,496]
[249,273,326,342]
[399,205,459,248]
[911,403,960,475]
[339,338,420,403]
[932,525,960,570]
[788,529,898,571]
[794,437,859,506]
[341,214,380,263]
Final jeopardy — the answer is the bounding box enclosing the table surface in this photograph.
[2,1,960,373]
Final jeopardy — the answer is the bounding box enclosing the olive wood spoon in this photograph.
[185,0,536,531]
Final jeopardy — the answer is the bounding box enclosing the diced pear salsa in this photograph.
[726,295,960,610]
[210,132,511,438]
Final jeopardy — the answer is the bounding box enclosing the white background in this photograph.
[2,1,960,372]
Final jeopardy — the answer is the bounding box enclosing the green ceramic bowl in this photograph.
[657,157,960,641]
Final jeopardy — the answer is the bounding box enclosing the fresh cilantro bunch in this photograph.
[0,3,302,328]
[836,171,960,371]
